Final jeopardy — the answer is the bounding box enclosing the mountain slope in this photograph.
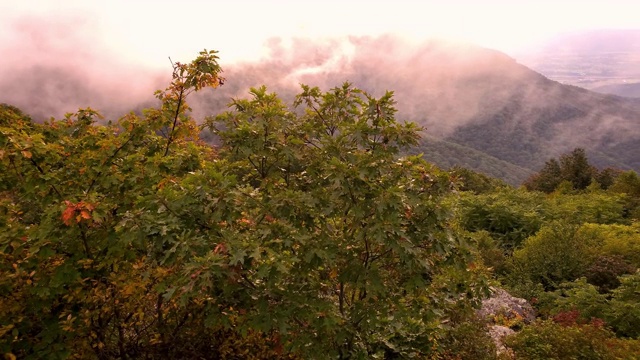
[412,135,533,185]
[235,36,640,176]
[7,35,640,184]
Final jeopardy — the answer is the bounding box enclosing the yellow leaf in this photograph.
[329,269,338,279]
[21,150,32,159]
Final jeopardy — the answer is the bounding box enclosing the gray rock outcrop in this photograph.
[476,287,536,358]
[477,287,536,325]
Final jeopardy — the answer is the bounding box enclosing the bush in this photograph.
[457,188,547,250]
[591,223,640,267]
[545,278,608,323]
[540,273,640,339]
[469,231,508,275]
[439,318,498,360]
[508,223,599,291]
[546,192,627,225]
[585,255,635,293]
[505,320,624,360]
[606,271,640,338]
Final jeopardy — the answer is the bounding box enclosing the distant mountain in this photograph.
[592,83,640,98]
[7,34,640,184]
[197,35,640,180]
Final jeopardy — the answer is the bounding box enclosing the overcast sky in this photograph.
[2,0,639,69]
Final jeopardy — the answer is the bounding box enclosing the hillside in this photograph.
[5,35,640,184]
[191,35,640,180]
[412,135,533,185]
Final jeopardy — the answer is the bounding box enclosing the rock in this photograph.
[477,287,536,325]
[476,287,535,358]
[488,325,515,357]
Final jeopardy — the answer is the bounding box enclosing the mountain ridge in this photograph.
[5,34,640,184]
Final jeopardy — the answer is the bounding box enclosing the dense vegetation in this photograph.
[2,51,640,359]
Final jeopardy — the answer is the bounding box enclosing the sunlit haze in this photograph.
[2,0,638,67]
[1,0,639,123]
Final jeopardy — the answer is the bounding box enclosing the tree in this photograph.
[449,166,508,194]
[199,82,488,358]
[508,222,600,291]
[524,148,599,193]
[457,187,547,250]
[523,158,562,193]
[609,170,640,219]
[560,148,596,191]
[1,54,487,359]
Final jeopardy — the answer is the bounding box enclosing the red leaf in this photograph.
[61,205,76,226]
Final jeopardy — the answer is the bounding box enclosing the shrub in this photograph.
[606,271,640,338]
[457,188,547,250]
[585,255,635,293]
[508,223,599,291]
[469,231,508,275]
[547,278,608,323]
[591,223,640,267]
[438,318,498,360]
[505,320,620,360]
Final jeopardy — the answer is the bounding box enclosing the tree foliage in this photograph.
[201,82,488,358]
[0,53,487,359]
[523,148,617,193]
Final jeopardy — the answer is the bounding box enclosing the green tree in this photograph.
[523,158,562,193]
[0,55,487,359]
[560,148,596,190]
[524,148,599,193]
[457,187,547,250]
[508,222,600,291]
[449,166,508,194]
[609,170,640,219]
[199,82,488,358]
[594,167,621,190]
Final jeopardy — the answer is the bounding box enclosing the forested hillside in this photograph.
[5,35,640,184]
[411,135,533,185]
[189,36,640,182]
[3,48,640,359]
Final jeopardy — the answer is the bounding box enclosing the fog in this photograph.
[0,15,165,121]
[3,13,640,174]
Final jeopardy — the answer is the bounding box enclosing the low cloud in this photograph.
[0,14,164,121]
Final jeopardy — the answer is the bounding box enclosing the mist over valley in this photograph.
[2,22,640,185]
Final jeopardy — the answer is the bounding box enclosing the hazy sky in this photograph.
[2,0,638,68]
